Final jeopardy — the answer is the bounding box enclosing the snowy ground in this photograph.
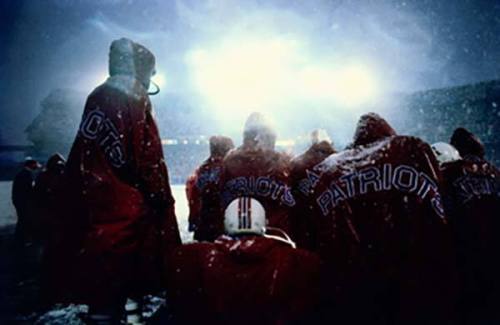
[0,182,192,242]
[171,184,193,243]
[0,181,191,323]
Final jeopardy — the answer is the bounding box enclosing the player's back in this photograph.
[221,146,295,232]
[311,115,456,324]
[167,235,320,325]
[441,155,500,323]
[192,156,226,241]
[290,141,335,248]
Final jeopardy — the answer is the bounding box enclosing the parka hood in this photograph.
[353,113,396,147]
[309,141,336,157]
[108,38,155,89]
[210,135,234,158]
[450,127,485,158]
[46,153,65,172]
[243,112,277,151]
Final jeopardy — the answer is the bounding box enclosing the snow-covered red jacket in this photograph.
[220,145,295,233]
[167,235,320,324]
[50,74,181,304]
[290,141,335,249]
[186,156,226,241]
[309,113,457,324]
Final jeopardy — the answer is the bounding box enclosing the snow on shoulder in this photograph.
[317,137,392,173]
[105,75,146,100]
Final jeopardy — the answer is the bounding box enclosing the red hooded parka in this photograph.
[45,38,181,307]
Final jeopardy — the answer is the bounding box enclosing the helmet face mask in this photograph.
[148,80,160,96]
[224,197,267,236]
[224,197,297,248]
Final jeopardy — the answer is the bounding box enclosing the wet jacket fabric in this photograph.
[290,141,335,249]
[441,130,500,323]
[309,114,457,324]
[47,75,180,306]
[221,146,295,233]
[12,168,35,210]
[167,236,320,325]
[186,156,225,241]
[185,174,200,231]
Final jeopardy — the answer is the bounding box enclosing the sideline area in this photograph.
[0,182,191,242]
[0,182,191,323]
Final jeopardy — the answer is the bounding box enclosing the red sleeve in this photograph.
[274,153,294,233]
[414,139,447,222]
[407,139,458,322]
[286,249,321,321]
[186,173,201,230]
[128,100,172,208]
[128,96,181,250]
[167,244,214,323]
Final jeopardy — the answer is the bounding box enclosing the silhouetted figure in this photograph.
[186,135,234,242]
[441,127,500,324]
[46,38,181,323]
[309,113,457,324]
[12,157,40,245]
[33,153,65,243]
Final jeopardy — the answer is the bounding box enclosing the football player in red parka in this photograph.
[186,135,234,241]
[290,129,335,249]
[220,112,295,234]
[167,197,320,325]
[309,113,457,324]
[46,38,181,323]
[439,128,500,324]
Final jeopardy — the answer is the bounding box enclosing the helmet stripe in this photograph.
[243,197,248,228]
[238,197,242,229]
[247,196,252,228]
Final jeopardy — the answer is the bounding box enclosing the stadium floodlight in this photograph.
[187,37,301,125]
[187,35,381,136]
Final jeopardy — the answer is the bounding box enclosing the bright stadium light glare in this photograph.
[187,37,301,124]
[299,63,379,106]
[80,71,108,91]
[152,71,166,89]
[332,64,379,106]
[187,35,382,136]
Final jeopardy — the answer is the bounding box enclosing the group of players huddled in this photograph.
[40,38,499,324]
[180,111,499,325]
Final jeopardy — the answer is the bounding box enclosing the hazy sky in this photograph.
[1,0,499,144]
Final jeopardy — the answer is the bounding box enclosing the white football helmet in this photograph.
[224,197,267,235]
[431,142,461,164]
